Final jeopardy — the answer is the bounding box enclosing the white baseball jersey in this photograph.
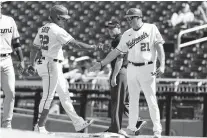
[116,23,164,63]
[0,15,20,54]
[33,23,74,60]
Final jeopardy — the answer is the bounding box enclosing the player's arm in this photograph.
[11,17,25,72]
[153,24,165,76]
[113,56,123,77]
[27,31,42,75]
[27,45,41,75]
[89,49,122,72]
[67,39,97,50]
[90,34,128,72]
[58,28,102,51]
[13,38,24,63]
[155,43,165,75]
[100,36,128,68]
[30,31,41,66]
[111,55,124,87]
[102,49,122,67]
[30,45,40,66]
[12,38,25,73]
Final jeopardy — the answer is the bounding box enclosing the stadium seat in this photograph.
[97,1,105,8]
[197,72,207,79]
[82,1,91,9]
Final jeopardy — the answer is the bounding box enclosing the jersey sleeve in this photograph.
[153,25,165,45]
[33,29,42,48]
[57,28,75,46]
[118,53,125,58]
[11,18,20,39]
[115,34,128,54]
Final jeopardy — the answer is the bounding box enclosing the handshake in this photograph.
[91,43,104,51]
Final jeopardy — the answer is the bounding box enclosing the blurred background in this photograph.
[1,1,207,137]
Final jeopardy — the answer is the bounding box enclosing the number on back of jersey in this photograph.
[39,35,49,50]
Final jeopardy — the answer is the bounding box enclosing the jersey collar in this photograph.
[133,23,144,31]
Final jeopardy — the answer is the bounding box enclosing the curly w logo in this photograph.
[126,32,149,49]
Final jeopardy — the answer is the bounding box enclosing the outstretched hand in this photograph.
[152,66,165,77]
[111,76,117,87]
[89,62,102,72]
[92,43,104,51]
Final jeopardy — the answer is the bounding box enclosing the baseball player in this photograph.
[90,8,165,138]
[0,2,25,128]
[104,18,146,137]
[28,5,101,134]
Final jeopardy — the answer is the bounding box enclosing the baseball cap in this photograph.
[124,8,143,18]
[50,5,70,20]
[105,18,120,28]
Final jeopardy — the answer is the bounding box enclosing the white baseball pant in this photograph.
[36,57,85,125]
[127,63,162,133]
[0,55,15,126]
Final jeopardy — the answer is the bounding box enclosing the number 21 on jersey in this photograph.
[141,42,150,51]
[39,35,49,50]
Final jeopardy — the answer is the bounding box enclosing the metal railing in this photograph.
[177,24,207,50]
[1,80,207,136]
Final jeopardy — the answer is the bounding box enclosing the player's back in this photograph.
[33,23,72,60]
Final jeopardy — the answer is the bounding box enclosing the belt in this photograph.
[129,61,153,66]
[0,53,11,57]
[42,57,63,63]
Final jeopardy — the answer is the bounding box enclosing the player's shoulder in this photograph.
[2,15,12,20]
[49,23,67,34]
[2,15,15,22]
[144,23,156,28]
[144,23,159,31]
[49,23,60,29]
[122,28,133,36]
[41,23,57,30]
[37,23,59,34]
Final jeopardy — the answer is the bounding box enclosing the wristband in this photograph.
[13,42,21,49]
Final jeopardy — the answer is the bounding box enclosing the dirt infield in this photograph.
[0,128,205,138]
